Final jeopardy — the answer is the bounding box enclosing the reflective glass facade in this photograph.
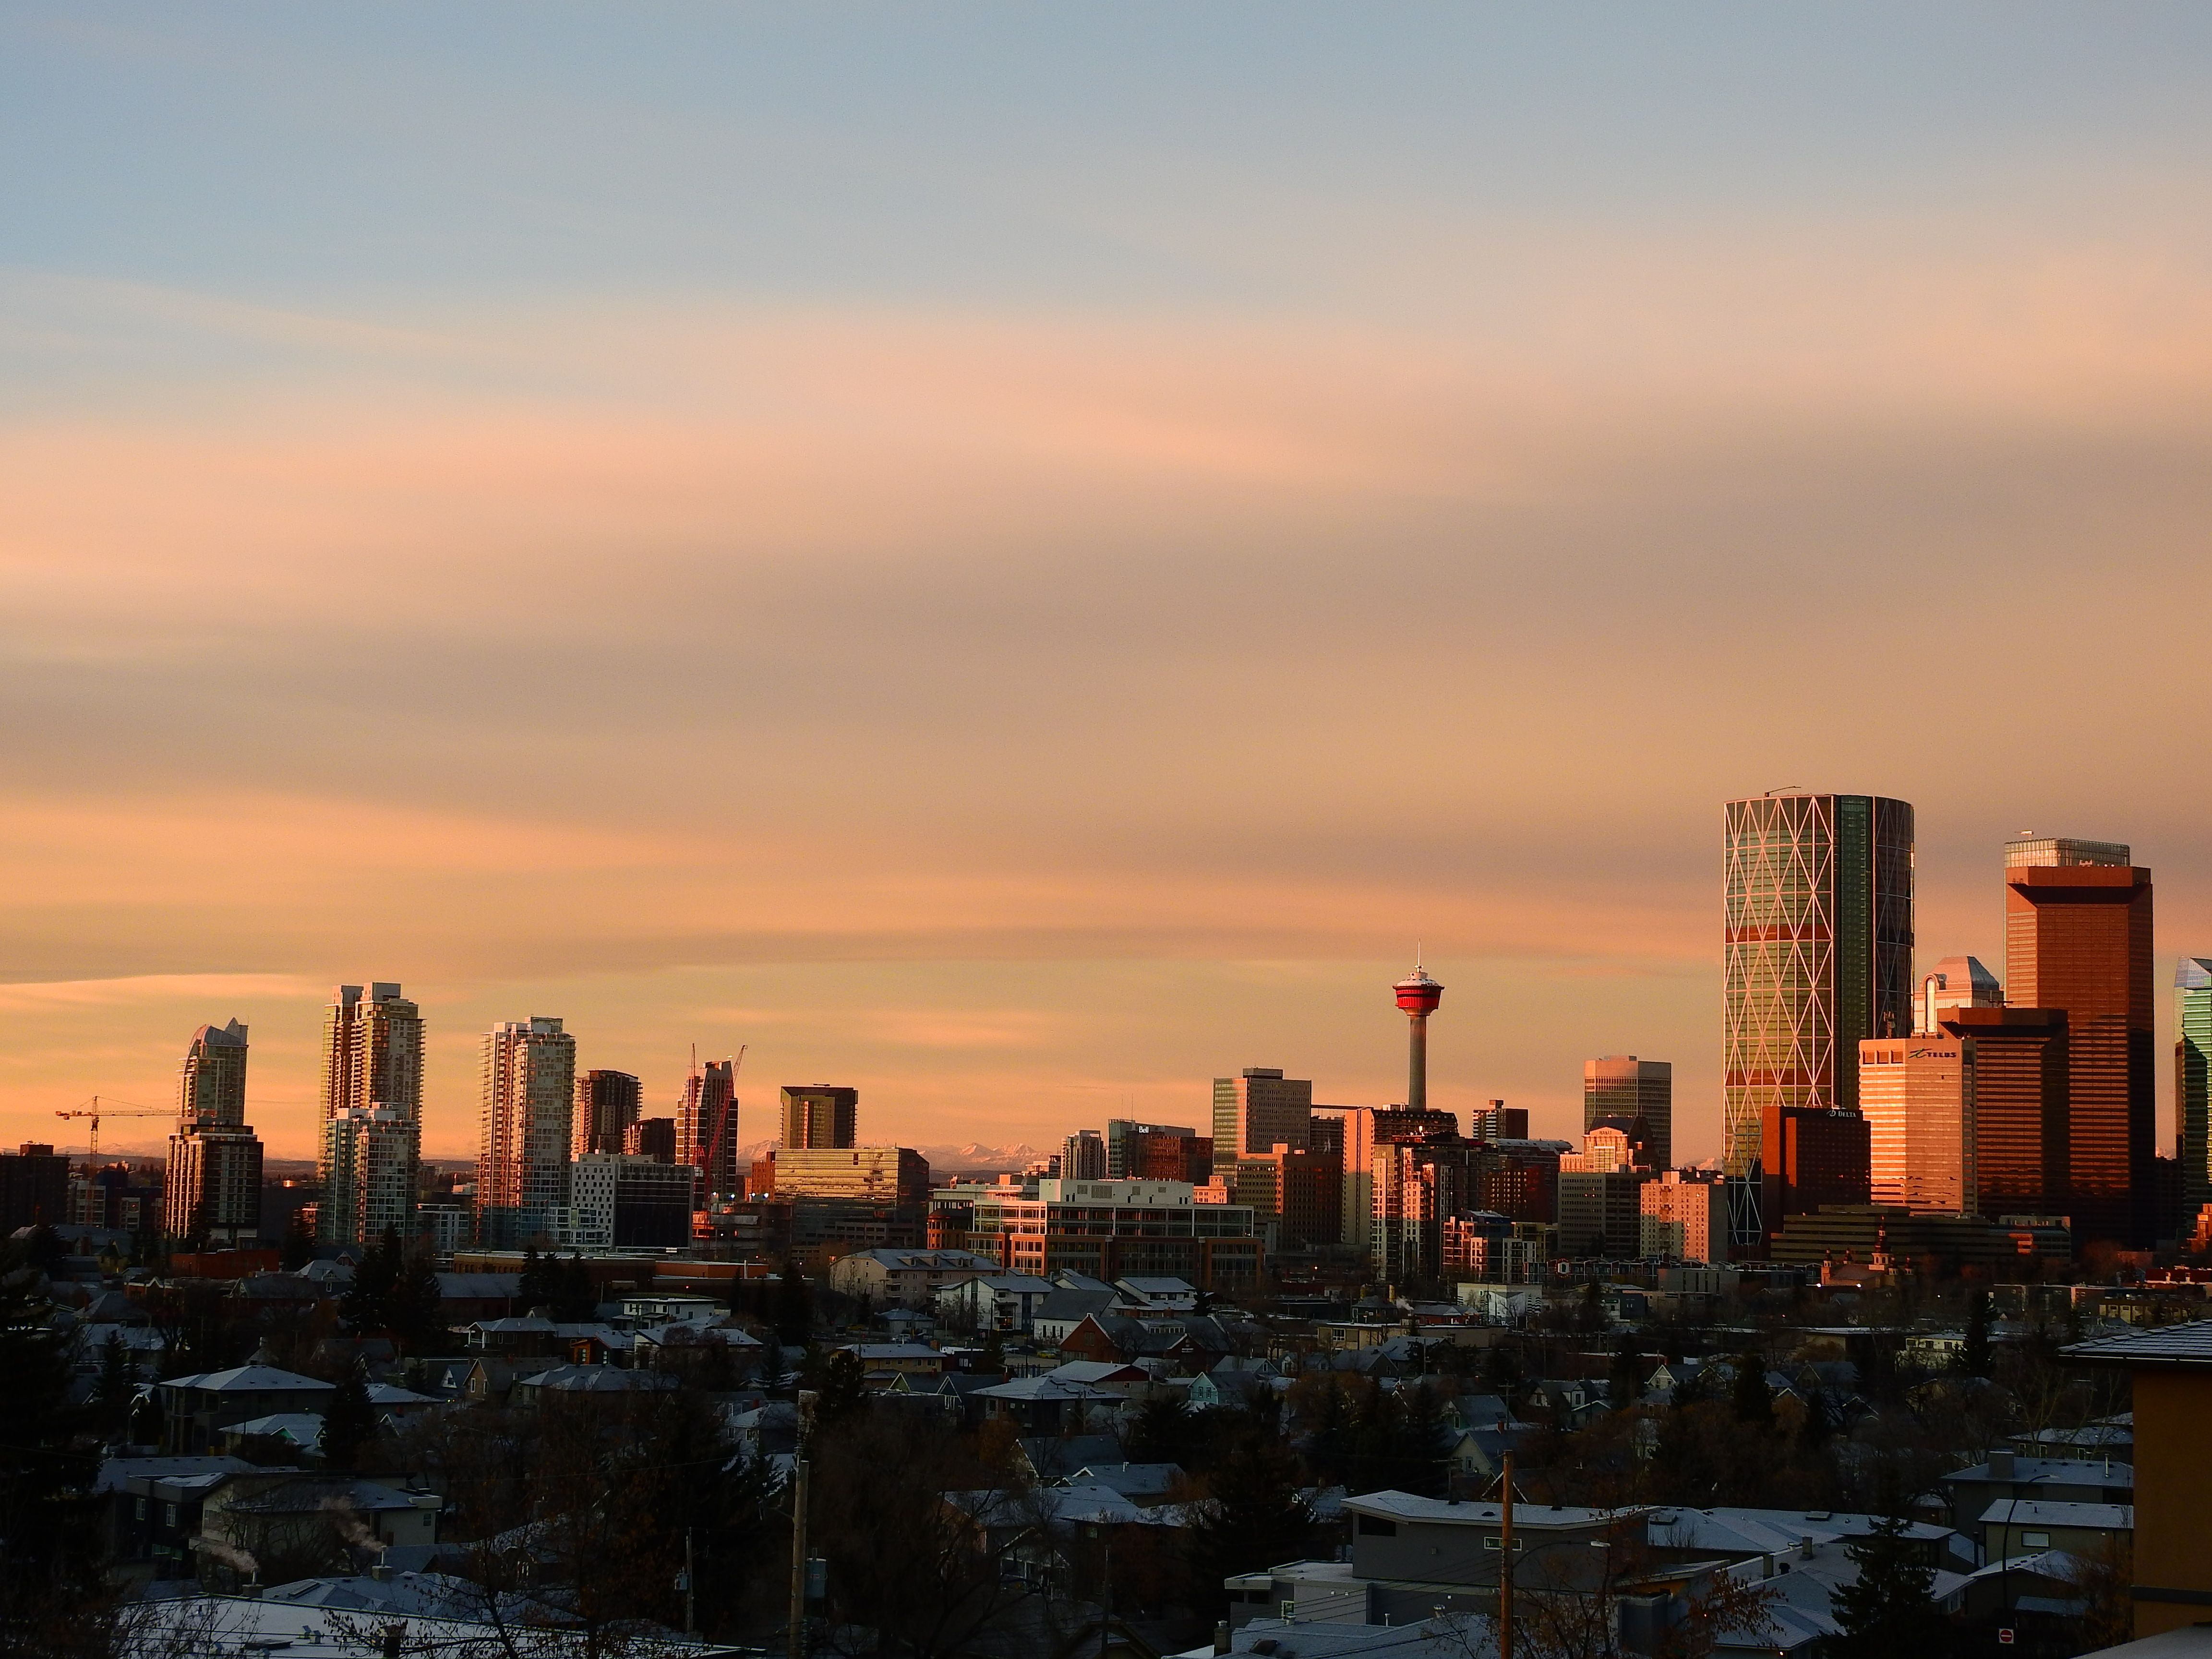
[1722,793,1912,1246]
[2179,960,2212,1225]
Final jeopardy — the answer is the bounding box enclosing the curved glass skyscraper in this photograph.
[1723,793,1913,1250]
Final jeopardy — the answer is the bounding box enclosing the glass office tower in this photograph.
[2176,960,2212,1235]
[1722,793,1913,1250]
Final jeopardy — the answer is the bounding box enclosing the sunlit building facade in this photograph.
[478,1016,577,1247]
[1858,1034,1973,1214]
[2004,837,2153,1247]
[2177,959,2212,1229]
[1722,792,1912,1250]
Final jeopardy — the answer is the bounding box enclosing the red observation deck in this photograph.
[1395,967,1443,1015]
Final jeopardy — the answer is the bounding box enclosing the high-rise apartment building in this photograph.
[1917,955,2001,1034]
[178,1019,249,1126]
[478,1017,577,1247]
[1858,1035,1972,1214]
[318,984,424,1172]
[317,984,423,1245]
[1640,1171,1727,1263]
[168,1019,263,1246]
[322,1109,417,1247]
[779,1085,857,1151]
[1942,1006,2069,1220]
[1723,793,1912,1249]
[626,1116,678,1163]
[678,1059,742,1199]
[1583,1057,1672,1171]
[1469,1101,1528,1142]
[1060,1130,1106,1182]
[2177,960,2212,1231]
[1212,1068,1313,1160]
[2004,836,2154,1247]
[573,1069,642,1159]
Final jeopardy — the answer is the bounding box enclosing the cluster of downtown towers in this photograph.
[164,989,765,1251]
[1725,792,2212,1255]
[155,789,2212,1262]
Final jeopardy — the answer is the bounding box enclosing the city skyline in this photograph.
[9,11,2212,1163]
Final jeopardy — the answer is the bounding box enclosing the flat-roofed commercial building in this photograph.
[779,1086,857,1150]
[1858,1036,1973,1214]
[2004,837,2154,1247]
[1640,1170,1726,1262]
[1943,1006,2068,1219]
[1212,1068,1312,1160]
[960,1178,1260,1292]
[568,1152,695,1248]
[761,1145,929,1208]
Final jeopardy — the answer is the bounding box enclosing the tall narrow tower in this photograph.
[1394,960,1444,1112]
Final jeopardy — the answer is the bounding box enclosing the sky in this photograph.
[6,6,2212,1163]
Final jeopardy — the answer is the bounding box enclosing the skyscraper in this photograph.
[1212,1069,1313,1160]
[1916,955,2001,1034]
[1723,792,1912,1249]
[1060,1130,1106,1182]
[1105,1118,1198,1178]
[166,1020,262,1246]
[677,1059,742,1201]
[573,1070,642,1159]
[2004,836,2154,1248]
[779,1085,857,1151]
[478,1017,577,1247]
[1858,1034,1972,1214]
[1583,1057,1672,1171]
[1942,1005,2069,1220]
[317,984,423,1246]
[2177,959,2212,1233]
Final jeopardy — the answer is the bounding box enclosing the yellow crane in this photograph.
[54,1095,170,1160]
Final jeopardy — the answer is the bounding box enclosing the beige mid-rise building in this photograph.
[1858,1035,1974,1214]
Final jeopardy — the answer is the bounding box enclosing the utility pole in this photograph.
[1498,1451,1515,1659]
[788,1456,810,1659]
[684,1528,696,1636]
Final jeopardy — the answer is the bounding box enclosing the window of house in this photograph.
[1357,1515,1398,1537]
[2022,1532,2050,1548]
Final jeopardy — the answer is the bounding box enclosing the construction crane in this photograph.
[54,1095,170,1160]
[699,1044,747,1190]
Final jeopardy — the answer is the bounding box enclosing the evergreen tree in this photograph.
[1819,1515,1951,1659]
[814,1348,869,1426]
[773,1261,813,1346]
[1396,1381,1450,1495]
[321,1361,376,1472]
[0,1240,102,1647]
[1577,1275,1606,1332]
[1731,1352,1774,1428]
[555,1254,599,1322]
[281,1211,316,1271]
[340,1227,401,1334]
[1610,1329,1647,1408]
[977,1323,1006,1373]
[93,1334,138,1439]
[1194,1436,1316,1612]
[1959,1290,1992,1379]
[387,1249,446,1356]
[517,1246,556,1312]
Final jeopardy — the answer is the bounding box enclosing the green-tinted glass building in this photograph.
[2177,959,2212,1228]
[1723,793,1914,1249]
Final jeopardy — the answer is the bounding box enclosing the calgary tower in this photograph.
[1394,955,1444,1110]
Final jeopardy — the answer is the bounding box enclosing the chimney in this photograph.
[1214,1619,1232,1655]
[1988,1450,2015,1481]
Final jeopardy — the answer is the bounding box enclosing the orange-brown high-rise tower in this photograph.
[2004,836,2154,1249]
[1394,959,1444,1112]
